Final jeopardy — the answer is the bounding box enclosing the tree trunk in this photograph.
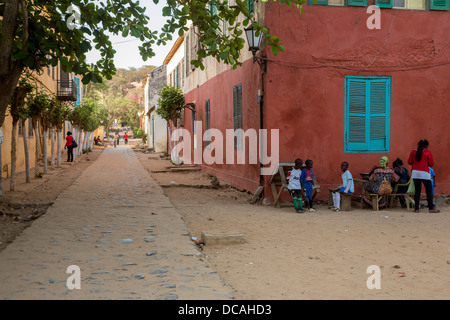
[51,126,55,169]
[43,129,48,174]
[77,129,83,156]
[10,120,18,191]
[34,125,40,178]
[23,123,31,182]
[57,128,61,168]
[82,130,88,152]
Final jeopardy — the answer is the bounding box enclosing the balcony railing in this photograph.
[57,80,77,101]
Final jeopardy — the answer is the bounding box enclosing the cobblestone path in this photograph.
[0,145,234,300]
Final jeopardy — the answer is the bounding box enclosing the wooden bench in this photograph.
[368,193,415,211]
[355,178,415,211]
[269,162,320,208]
[328,190,353,211]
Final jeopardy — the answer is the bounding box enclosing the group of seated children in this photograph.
[287,159,354,214]
[287,157,437,213]
[93,136,105,146]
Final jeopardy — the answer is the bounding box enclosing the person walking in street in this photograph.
[124,132,128,145]
[407,139,439,213]
[115,132,120,147]
[64,131,74,162]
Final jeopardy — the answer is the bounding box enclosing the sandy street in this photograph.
[0,143,448,300]
[137,150,450,300]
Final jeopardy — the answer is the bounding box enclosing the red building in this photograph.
[180,1,450,202]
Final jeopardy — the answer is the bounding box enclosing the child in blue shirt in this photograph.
[300,159,316,212]
[329,161,354,212]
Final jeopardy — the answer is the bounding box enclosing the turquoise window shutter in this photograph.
[346,79,368,152]
[368,80,390,152]
[248,0,255,14]
[74,76,81,106]
[348,0,367,6]
[430,0,449,10]
[307,0,328,5]
[345,77,391,153]
[375,0,393,7]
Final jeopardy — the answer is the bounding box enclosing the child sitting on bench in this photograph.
[329,161,354,212]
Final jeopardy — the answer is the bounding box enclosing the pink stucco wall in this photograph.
[182,3,450,202]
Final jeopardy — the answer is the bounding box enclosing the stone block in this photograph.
[201,230,244,245]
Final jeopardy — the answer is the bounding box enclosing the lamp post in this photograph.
[245,24,268,187]
[244,25,267,73]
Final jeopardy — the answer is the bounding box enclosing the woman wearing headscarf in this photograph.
[363,156,400,208]
[407,139,439,213]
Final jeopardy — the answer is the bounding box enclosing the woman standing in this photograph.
[407,139,439,213]
[64,131,74,162]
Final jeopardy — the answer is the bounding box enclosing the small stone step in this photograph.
[201,230,244,245]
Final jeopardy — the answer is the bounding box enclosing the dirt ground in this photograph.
[2,143,449,300]
[136,149,450,300]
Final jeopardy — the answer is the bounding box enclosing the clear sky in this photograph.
[85,0,177,70]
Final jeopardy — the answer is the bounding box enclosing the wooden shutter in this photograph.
[74,76,81,106]
[185,33,190,76]
[430,0,449,10]
[248,0,255,14]
[205,100,211,147]
[307,0,328,4]
[375,0,393,8]
[348,0,367,6]
[346,79,367,152]
[191,26,198,71]
[369,80,389,151]
[233,84,243,150]
[345,77,390,153]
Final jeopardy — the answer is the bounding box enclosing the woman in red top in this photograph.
[407,139,439,213]
[64,131,74,162]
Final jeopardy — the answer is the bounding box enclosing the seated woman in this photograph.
[392,158,410,208]
[363,156,400,208]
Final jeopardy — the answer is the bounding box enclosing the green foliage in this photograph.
[159,0,306,69]
[156,85,185,124]
[9,73,36,121]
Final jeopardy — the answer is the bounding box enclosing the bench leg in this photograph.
[371,195,379,211]
[341,194,352,211]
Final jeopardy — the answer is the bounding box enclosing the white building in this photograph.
[144,65,168,152]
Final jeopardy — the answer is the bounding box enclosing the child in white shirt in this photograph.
[287,158,304,213]
[329,161,354,212]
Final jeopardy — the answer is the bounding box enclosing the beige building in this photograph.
[1,62,82,179]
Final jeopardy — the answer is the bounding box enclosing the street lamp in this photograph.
[244,25,267,73]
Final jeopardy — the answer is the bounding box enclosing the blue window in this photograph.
[74,76,81,106]
[248,0,255,14]
[345,76,391,153]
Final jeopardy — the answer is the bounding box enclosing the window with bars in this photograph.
[345,76,391,153]
[233,84,243,150]
[205,100,211,149]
